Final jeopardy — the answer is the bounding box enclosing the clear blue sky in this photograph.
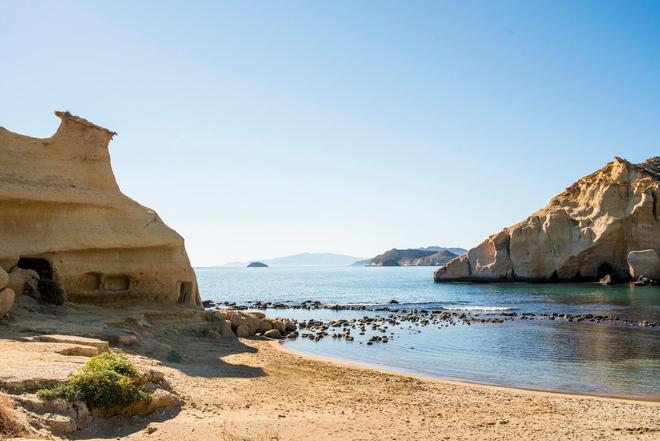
[2,1,659,266]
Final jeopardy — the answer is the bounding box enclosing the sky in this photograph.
[2,1,659,266]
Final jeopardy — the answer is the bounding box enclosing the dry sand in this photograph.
[2,300,659,440]
[79,336,659,441]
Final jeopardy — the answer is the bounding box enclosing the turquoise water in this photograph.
[196,266,660,398]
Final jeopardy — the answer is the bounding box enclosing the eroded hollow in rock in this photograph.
[16,257,52,280]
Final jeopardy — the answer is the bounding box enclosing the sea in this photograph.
[196,266,660,399]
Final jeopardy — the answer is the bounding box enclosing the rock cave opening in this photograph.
[16,257,53,280]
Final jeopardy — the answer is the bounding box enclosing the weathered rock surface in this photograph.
[26,335,110,352]
[0,111,199,305]
[0,266,15,318]
[0,287,15,319]
[93,388,180,418]
[435,157,660,283]
[7,268,39,297]
[628,249,660,281]
[0,340,90,390]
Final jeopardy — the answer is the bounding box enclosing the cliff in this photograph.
[434,157,660,283]
[0,111,200,305]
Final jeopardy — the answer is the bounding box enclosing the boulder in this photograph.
[236,324,251,338]
[628,250,660,280]
[228,311,260,335]
[0,287,15,319]
[435,157,660,283]
[224,321,236,337]
[94,388,180,418]
[0,266,8,289]
[7,267,39,297]
[264,329,282,339]
[41,413,77,434]
[270,320,286,334]
[257,320,273,333]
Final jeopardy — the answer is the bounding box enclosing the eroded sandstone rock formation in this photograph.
[0,267,15,318]
[435,157,660,283]
[0,111,200,305]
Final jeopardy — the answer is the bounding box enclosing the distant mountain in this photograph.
[247,262,268,268]
[353,246,466,267]
[220,252,365,267]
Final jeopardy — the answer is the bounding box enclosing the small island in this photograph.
[247,261,268,268]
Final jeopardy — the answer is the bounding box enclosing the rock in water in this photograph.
[435,157,660,283]
[0,112,199,305]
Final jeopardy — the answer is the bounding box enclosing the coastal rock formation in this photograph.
[368,248,458,266]
[435,157,660,283]
[0,112,199,305]
[247,261,268,267]
[627,250,660,281]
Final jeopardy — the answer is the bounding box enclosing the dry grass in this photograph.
[0,393,27,438]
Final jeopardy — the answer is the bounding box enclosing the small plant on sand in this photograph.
[37,278,65,305]
[0,393,27,437]
[37,353,149,409]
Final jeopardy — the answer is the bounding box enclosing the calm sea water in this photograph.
[196,266,660,398]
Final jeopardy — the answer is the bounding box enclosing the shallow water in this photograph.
[196,266,660,398]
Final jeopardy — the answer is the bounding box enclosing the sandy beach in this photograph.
[72,335,660,441]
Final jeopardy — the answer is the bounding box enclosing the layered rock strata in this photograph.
[435,157,660,283]
[0,111,199,305]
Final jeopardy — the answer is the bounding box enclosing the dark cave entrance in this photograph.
[17,257,53,280]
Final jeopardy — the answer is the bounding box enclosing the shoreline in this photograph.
[3,299,659,440]
[276,341,660,404]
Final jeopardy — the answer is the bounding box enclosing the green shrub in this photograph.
[38,353,149,409]
[37,278,65,305]
[166,350,182,363]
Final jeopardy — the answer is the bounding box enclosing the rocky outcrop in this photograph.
[247,261,268,267]
[627,250,660,281]
[435,157,660,283]
[369,248,458,266]
[0,112,199,305]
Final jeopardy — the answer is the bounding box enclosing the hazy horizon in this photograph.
[3,1,659,266]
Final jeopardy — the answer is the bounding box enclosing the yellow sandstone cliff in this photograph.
[0,111,200,305]
[435,157,660,283]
